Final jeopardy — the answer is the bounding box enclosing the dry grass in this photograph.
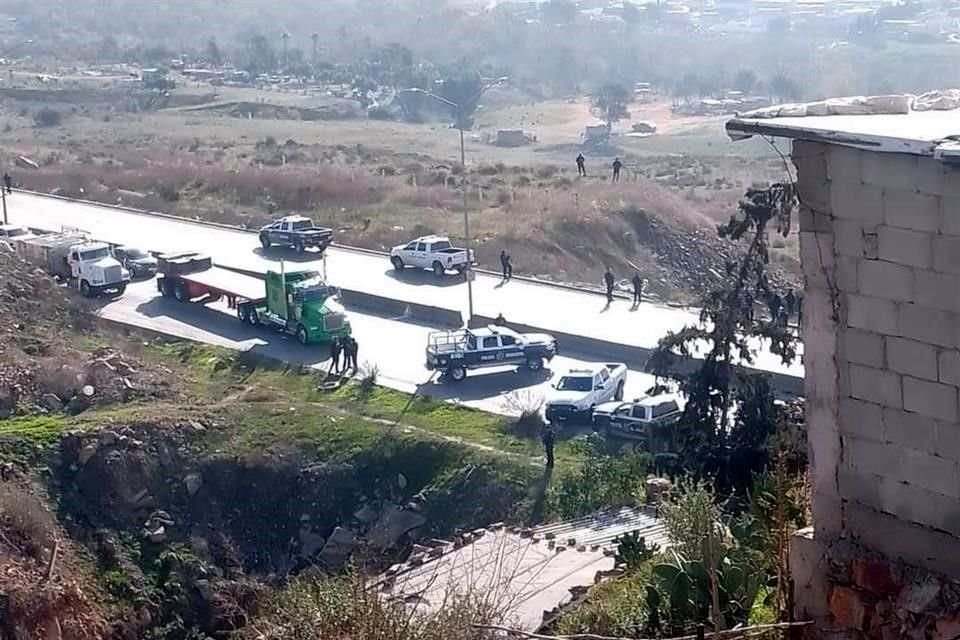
[0,481,57,561]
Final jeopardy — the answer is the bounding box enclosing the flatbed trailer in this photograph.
[155,252,350,344]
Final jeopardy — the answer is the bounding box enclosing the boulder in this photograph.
[298,526,326,558]
[366,504,427,550]
[353,503,380,525]
[319,526,358,568]
[77,443,98,466]
[183,473,202,497]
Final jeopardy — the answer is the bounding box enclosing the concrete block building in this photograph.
[727,108,960,636]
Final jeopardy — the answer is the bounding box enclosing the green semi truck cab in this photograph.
[254,269,350,345]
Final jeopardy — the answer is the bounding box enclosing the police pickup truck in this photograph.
[259,215,334,254]
[391,235,473,277]
[592,394,684,437]
[544,363,628,424]
[426,325,557,382]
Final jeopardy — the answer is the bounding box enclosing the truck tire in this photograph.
[237,306,248,323]
[391,256,404,271]
[174,281,189,302]
[260,234,271,249]
[160,278,174,298]
[115,283,126,296]
[247,308,259,326]
[295,241,305,255]
[432,261,445,277]
[615,381,625,401]
[447,365,467,382]
[525,356,544,372]
[296,325,309,345]
[79,280,93,297]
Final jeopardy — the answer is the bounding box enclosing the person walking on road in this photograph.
[576,153,586,177]
[2,172,11,195]
[329,337,342,375]
[604,267,616,304]
[612,158,622,183]
[631,271,643,307]
[500,249,513,280]
[541,425,555,468]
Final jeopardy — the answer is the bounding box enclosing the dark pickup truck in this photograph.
[259,215,333,254]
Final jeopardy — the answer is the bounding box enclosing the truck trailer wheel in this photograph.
[296,325,309,345]
[79,280,93,297]
[237,306,248,323]
[247,309,259,326]
[391,256,404,271]
[260,235,271,249]
[447,365,467,382]
[525,356,544,372]
[295,241,305,255]
[615,381,624,401]
[432,261,445,277]
[174,281,189,302]
[115,283,126,296]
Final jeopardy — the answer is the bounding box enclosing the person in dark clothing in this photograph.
[345,336,359,372]
[767,293,782,323]
[604,267,616,304]
[796,292,804,330]
[2,173,11,195]
[576,153,586,177]
[541,426,555,468]
[329,337,342,374]
[494,313,507,326]
[500,250,512,279]
[631,272,643,306]
[612,158,622,182]
[784,289,797,319]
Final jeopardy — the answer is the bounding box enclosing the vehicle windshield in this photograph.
[80,247,110,261]
[432,240,451,251]
[298,285,334,302]
[556,376,592,392]
[291,219,312,230]
[124,248,148,258]
[5,227,28,237]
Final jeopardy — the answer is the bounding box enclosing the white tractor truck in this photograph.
[18,231,130,297]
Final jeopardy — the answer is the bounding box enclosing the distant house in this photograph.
[496,129,528,147]
[584,123,611,141]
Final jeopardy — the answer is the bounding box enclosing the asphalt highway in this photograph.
[100,278,662,417]
[8,191,803,386]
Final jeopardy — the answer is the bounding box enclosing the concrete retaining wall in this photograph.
[339,289,463,328]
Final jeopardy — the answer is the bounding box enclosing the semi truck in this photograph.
[156,253,350,345]
[17,231,130,297]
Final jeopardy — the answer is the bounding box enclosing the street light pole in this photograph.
[1,188,6,225]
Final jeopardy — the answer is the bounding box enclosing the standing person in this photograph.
[612,158,622,183]
[329,336,342,374]
[631,271,643,306]
[2,172,11,195]
[784,289,797,321]
[346,336,359,373]
[499,249,512,280]
[576,153,586,177]
[767,292,782,324]
[604,267,616,304]
[494,313,507,326]
[541,425,555,468]
[796,291,804,331]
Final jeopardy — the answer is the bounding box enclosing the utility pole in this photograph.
[1,188,6,225]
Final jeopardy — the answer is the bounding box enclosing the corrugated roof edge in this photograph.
[725,116,955,157]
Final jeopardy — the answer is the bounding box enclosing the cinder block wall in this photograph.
[794,140,960,576]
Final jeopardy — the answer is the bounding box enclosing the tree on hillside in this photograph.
[205,38,223,66]
[542,0,578,24]
[592,83,631,127]
[733,69,758,95]
[649,183,798,490]
[769,73,800,102]
[437,69,485,129]
[241,34,277,76]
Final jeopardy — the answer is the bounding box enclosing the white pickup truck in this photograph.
[390,235,473,277]
[544,363,628,424]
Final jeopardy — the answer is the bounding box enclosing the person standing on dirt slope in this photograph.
[500,249,512,280]
[631,271,643,307]
[576,153,586,177]
[604,266,616,304]
[329,337,342,375]
[541,425,555,468]
[2,172,11,194]
[612,158,622,182]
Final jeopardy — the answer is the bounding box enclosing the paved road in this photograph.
[8,191,802,380]
[101,279,661,417]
